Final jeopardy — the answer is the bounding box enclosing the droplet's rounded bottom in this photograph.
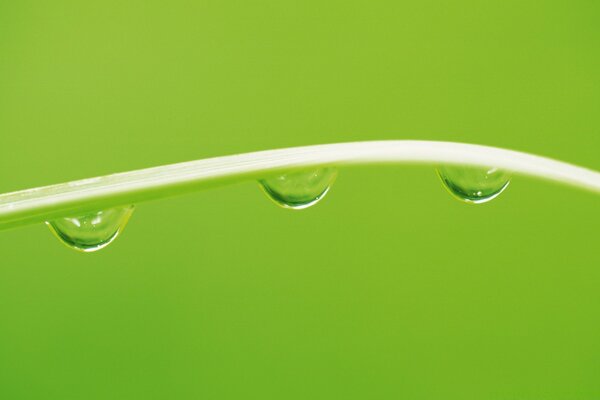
[46,205,135,252]
[259,168,338,210]
[437,166,511,204]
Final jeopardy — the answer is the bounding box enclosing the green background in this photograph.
[1,1,599,398]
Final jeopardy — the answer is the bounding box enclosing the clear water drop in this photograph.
[259,168,338,209]
[437,166,511,204]
[46,206,134,252]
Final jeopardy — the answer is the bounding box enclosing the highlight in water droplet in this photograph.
[259,168,338,209]
[46,206,134,252]
[437,166,511,204]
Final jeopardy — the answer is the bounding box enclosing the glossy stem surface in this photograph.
[1,141,599,230]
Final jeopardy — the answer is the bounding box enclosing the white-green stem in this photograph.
[1,140,599,230]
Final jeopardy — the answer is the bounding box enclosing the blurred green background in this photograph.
[1,1,599,399]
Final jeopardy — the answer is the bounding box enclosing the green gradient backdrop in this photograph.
[1,1,599,399]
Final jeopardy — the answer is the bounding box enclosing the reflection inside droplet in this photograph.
[437,165,511,204]
[46,206,134,252]
[259,168,338,209]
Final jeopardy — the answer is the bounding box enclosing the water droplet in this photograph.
[46,206,134,252]
[437,166,510,204]
[259,168,338,209]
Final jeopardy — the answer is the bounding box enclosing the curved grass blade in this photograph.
[1,141,599,230]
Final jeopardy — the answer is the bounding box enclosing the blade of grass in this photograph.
[1,140,599,230]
